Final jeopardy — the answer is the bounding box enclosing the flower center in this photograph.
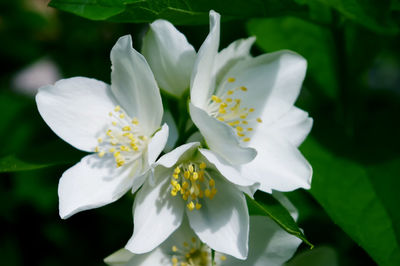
[94,105,148,167]
[170,237,226,266]
[206,77,262,142]
[170,162,217,211]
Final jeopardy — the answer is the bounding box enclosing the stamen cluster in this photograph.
[207,77,262,143]
[170,162,217,211]
[95,105,148,167]
[170,237,226,266]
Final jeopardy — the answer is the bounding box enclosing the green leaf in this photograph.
[0,140,85,173]
[367,159,400,248]
[302,138,400,266]
[49,0,306,24]
[298,0,399,34]
[0,154,52,172]
[49,0,125,20]
[246,193,313,248]
[247,16,338,99]
[0,91,85,173]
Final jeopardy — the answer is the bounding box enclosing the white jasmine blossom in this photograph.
[125,142,258,259]
[36,35,169,219]
[188,11,313,192]
[105,215,301,266]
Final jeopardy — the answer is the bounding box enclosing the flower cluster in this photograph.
[36,10,312,265]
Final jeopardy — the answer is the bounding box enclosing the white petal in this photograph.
[58,154,135,219]
[198,148,256,187]
[36,77,116,152]
[187,178,249,259]
[142,19,196,98]
[213,37,255,84]
[104,248,134,266]
[111,35,163,135]
[105,248,169,266]
[126,176,184,253]
[237,183,260,198]
[162,110,178,152]
[156,142,200,168]
[272,191,299,221]
[256,51,307,125]
[159,217,197,250]
[217,51,306,125]
[147,123,169,165]
[220,216,301,266]
[265,106,313,147]
[243,132,312,192]
[190,10,220,109]
[189,103,256,164]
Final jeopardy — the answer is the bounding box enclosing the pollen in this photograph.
[131,117,139,125]
[170,236,211,266]
[211,95,222,103]
[94,105,148,168]
[206,77,262,143]
[170,162,217,211]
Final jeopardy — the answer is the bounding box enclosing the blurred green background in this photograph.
[1,0,399,265]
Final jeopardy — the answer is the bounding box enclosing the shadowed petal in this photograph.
[142,19,195,97]
[111,35,163,135]
[58,154,136,219]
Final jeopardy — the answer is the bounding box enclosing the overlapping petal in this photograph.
[189,103,256,164]
[147,123,169,165]
[221,216,301,266]
[212,37,256,84]
[198,148,256,187]
[142,19,196,97]
[243,132,312,192]
[187,177,249,259]
[190,10,220,109]
[111,35,163,135]
[126,171,184,253]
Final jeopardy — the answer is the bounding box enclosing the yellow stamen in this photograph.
[211,95,222,103]
[187,201,195,211]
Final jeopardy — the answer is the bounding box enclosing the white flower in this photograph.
[188,11,313,192]
[35,35,169,219]
[125,142,258,259]
[141,10,312,193]
[104,215,301,266]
